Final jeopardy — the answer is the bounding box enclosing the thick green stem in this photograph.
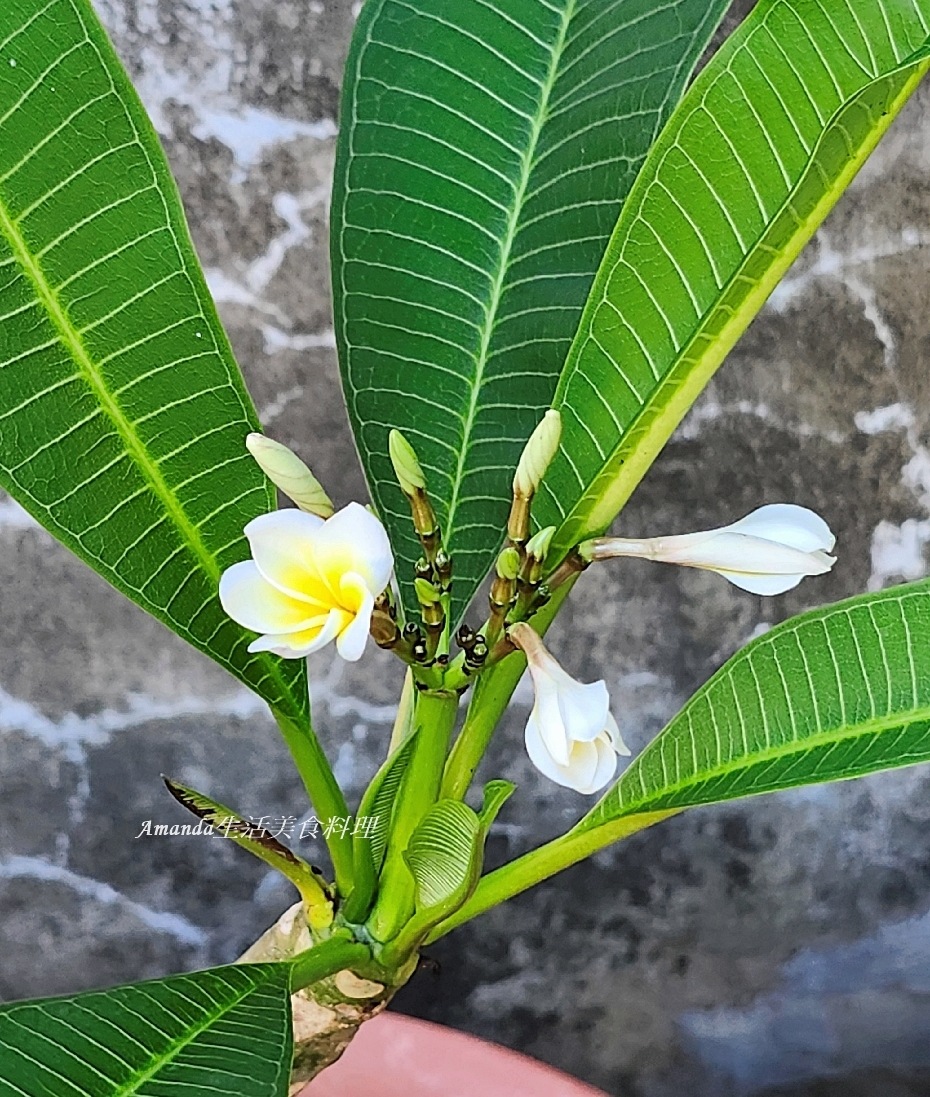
[368,689,459,940]
[273,707,353,895]
[441,579,575,800]
[425,809,677,942]
[290,938,373,992]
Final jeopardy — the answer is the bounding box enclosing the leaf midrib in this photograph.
[0,195,223,586]
[443,0,577,542]
[610,691,930,820]
[107,971,280,1096]
[0,142,302,715]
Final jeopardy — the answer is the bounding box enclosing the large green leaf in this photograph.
[0,964,292,1097]
[0,0,307,721]
[429,580,930,938]
[538,0,930,553]
[332,0,731,616]
[579,580,930,832]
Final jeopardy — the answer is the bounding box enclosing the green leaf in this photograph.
[538,0,930,553]
[357,729,419,877]
[405,799,482,915]
[579,580,930,833]
[163,777,334,925]
[332,0,731,617]
[0,964,292,1097]
[0,0,307,721]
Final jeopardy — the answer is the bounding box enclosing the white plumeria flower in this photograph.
[582,504,836,596]
[510,623,630,795]
[219,502,393,662]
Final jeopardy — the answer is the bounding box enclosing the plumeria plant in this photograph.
[0,0,929,1093]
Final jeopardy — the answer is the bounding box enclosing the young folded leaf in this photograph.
[164,777,334,930]
[405,800,483,921]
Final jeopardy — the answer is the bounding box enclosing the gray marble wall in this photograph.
[2,2,930,1095]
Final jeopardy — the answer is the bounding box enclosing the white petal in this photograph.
[219,561,321,634]
[243,509,328,601]
[525,719,594,792]
[530,676,572,766]
[556,678,610,743]
[565,739,602,792]
[576,735,620,794]
[727,504,835,553]
[604,712,631,757]
[665,532,835,577]
[247,609,342,658]
[312,502,394,595]
[714,569,808,596]
[525,717,567,787]
[335,585,375,662]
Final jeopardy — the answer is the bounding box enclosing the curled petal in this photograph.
[604,712,631,757]
[334,573,375,662]
[726,503,835,553]
[312,502,394,596]
[219,561,321,634]
[664,531,835,578]
[715,569,810,596]
[525,722,617,795]
[246,609,343,659]
[556,677,611,743]
[583,735,620,794]
[528,680,571,767]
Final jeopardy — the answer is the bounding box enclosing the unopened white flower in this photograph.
[510,623,629,795]
[245,433,333,518]
[582,504,835,596]
[219,502,393,662]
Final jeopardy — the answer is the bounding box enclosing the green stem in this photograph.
[367,689,459,940]
[289,938,373,992]
[273,706,353,896]
[441,579,575,800]
[425,809,677,943]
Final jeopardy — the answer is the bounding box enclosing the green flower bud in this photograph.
[525,525,556,562]
[414,577,442,605]
[388,429,427,495]
[496,546,521,580]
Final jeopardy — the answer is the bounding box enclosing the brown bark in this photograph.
[237,902,409,1093]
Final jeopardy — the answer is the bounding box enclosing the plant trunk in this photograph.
[237,902,402,1093]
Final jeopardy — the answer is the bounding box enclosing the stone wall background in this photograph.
[2,2,930,1095]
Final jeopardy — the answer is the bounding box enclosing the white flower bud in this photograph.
[513,410,561,499]
[582,504,835,596]
[246,434,333,519]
